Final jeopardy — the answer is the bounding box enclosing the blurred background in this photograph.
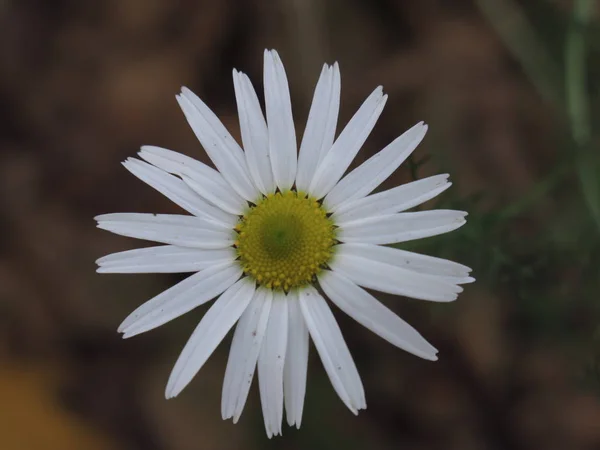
[1,0,600,449]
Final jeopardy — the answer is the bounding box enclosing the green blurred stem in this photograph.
[565,0,600,231]
[477,0,599,227]
[474,0,562,108]
[475,0,566,220]
[567,0,593,144]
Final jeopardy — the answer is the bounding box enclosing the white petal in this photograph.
[222,288,273,423]
[298,285,365,414]
[333,174,451,224]
[233,70,275,195]
[139,146,246,215]
[165,278,255,398]
[95,212,226,228]
[336,243,473,279]
[296,63,341,192]
[119,262,242,337]
[319,270,438,360]
[123,158,238,227]
[177,88,258,201]
[325,122,428,210]
[95,213,235,249]
[181,177,245,216]
[258,291,288,438]
[264,49,297,191]
[309,87,387,199]
[96,245,236,273]
[338,210,467,245]
[283,291,309,428]
[330,252,462,302]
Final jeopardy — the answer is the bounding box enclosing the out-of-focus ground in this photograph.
[1,0,600,449]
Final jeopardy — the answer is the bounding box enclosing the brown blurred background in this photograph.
[1,0,600,449]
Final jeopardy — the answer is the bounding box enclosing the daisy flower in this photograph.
[96,49,473,437]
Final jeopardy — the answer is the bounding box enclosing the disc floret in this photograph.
[235,191,335,290]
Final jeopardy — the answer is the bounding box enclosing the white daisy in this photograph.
[96,49,473,437]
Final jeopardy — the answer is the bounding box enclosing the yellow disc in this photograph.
[235,191,335,291]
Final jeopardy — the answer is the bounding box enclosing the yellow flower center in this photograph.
[235,191,335,291]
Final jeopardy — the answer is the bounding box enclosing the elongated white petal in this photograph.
[296,63,341,192]
[336,243,473,279]
[338,210,467,245]
[299,286,365,414]
[284,291,309,428]
[177,88,258,201]
[122,158,237,226]
[319,270,438,360]
[97,245,236,274]
[264,49,297,191]
[258,292,288,438]
[139,146,246,215]
[181,176,245,216]
[119,263,241,337]
[333,174,451,224]
[95,213,235,249]
[331,252,461,302]
[166,278,255,398]
[309,87,387,199]
[95,213,226,228]
[233,70,275,195]
[324,122,428,210]
[222,288,273,423]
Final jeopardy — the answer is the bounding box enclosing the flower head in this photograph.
[96,49,473,437]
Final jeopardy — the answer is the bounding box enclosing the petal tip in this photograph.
[165,383,181,399]
[425,352,439,362]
